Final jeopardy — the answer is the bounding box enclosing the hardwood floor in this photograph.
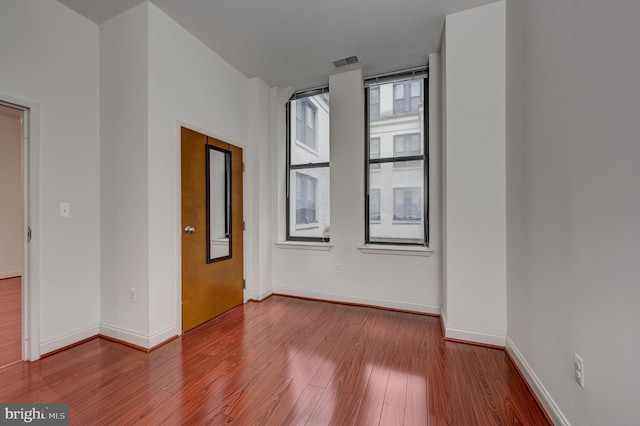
[0,277,21,368]
[0,296,550,425]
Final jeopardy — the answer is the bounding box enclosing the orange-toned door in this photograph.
[181,127,244,331]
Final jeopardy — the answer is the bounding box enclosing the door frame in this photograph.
[176,122,246,334]
[0,93,40,361]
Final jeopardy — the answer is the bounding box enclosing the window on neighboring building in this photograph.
[369,188,381,221]
[296,173,317,224]
[393,133,421,168]
[370,86,380,119]
[370,137,380,169]
[365,72,427,245]
[296,98,317,150]
[287,90,330,241]
[393,80,422,115]
[393,187,421,221]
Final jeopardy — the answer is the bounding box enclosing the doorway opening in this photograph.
[0,96,39,364]
[0,103,24,367]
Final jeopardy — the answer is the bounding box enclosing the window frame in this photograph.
[286,89,330,243]
[364,74,429,246]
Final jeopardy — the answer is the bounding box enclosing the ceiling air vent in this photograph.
[332,55,360,69]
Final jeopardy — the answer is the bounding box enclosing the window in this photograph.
[296,173,317,224]
[394,188,421,221]
[370,86,380,119]
[393,80,422,115]
[287,91,330,241]
[369,189,381,221]
[365,73,427,245]
[370,137,380,169]
[393,133,421,168]
[296,99,317,150]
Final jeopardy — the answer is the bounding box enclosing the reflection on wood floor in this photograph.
[0,296,550,425]
[0,276,21,368]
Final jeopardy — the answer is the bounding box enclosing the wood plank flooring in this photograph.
[0,296,550,425]
[0,277,21,368]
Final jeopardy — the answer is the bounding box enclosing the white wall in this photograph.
[100,2,151,341]
[98,3,261,347]
[0,108,23,278]
[271,68,442,314]
[0,0,100,354]
[442,1,506,346]
[428,52,443,318]
[147,3,254,343]
[440,32,448,321]
[246,78,273,300]
[506,0,640,424]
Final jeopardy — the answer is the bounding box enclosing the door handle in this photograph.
[184,226,195,234]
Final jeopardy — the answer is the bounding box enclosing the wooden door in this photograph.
[181,127,244,331]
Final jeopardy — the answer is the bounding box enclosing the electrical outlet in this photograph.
[574,353,585,388]
[336,263,341,272]
[59,203,70,218]
[130,288,136,303]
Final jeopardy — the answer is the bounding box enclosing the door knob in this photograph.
[184,226,195,234]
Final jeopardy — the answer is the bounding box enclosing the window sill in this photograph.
[393,167,422,171]
[295,223,319,230]
[358,244,432,257]
[295,140,319,156]
[275,241,333,251]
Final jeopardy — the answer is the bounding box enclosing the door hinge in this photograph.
[27,227,32,243]
[243,279,246,289]
[243,221,245,231]
[242,162,245,173]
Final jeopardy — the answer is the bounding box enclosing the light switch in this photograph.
[60,203,70,218]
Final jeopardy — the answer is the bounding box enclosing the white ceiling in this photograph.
[57,0,496,90]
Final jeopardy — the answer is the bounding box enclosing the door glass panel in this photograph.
[207,145,231,262]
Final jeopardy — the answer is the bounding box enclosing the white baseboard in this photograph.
[441,312,505,347]
[244,289,273,302]
[506,336,570,426]
[0,271,21,280]
[40,324,99,355]
[272,286,440,315]
[100,323,179,349]
[99,323,151,349]
[258,289,274,301]
[149,325,180,348]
